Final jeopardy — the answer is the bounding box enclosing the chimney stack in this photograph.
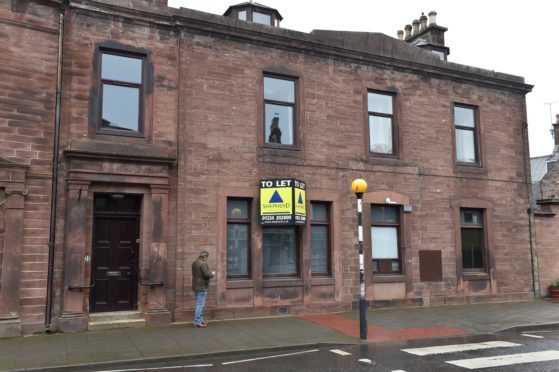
[428,11,437,26]
[419,13,428,31]
[553,114,559,146]
[399,11,449,60]
[412,19,420,35]
[404,24,412,39]
[397,30,404,40]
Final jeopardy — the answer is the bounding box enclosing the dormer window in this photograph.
[253,12,271,25]
[224,2,283,28]
[431,50,445,60]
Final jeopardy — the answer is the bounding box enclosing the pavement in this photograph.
[0,299,557,371]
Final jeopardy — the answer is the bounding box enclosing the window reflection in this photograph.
[263,228,297,275]
[264,76,295,146]
[100,51,144,134]
[102,85,139,131]
[368,92,394,155]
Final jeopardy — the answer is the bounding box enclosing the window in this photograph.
[238,10,247,21]
[454,105,478,164]
[431,50,445,60]
[371,205,401,274]
[253,12,271,25]
[310,203,330,275]
[264,76,296,146]
[227,199,251,278]
[460,209,485,271]
[263,227,297,275]
[368,91,395,155]
[99,51,144,135]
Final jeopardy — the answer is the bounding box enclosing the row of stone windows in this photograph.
[97,50,480,166]
[226,197,487,279]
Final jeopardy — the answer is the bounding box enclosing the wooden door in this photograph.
[90,215,139,312]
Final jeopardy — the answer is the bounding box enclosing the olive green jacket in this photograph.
[191,257,214,292]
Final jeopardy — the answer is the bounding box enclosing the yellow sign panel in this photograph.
[295,188,306,216]
[260,187,292,215]
[259,179,306,225]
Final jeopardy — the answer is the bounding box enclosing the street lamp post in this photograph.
[351,178,368,340]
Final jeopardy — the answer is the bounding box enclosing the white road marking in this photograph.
[522,333,544,339]
[330,349,351,356]
[221,349,319,365]
[402,341,521,356]
[392,370,407,372]
[446,350,559,369]
[102,364,213,371]
[358,358,372,364]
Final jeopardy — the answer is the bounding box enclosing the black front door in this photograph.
[90,195,140,312]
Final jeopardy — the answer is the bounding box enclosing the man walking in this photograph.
[192,250,214,328]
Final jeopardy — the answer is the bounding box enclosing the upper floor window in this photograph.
[99,51,145,135]
[227,199,251,278]
[431,50,445,60]
[238,10,247,21]
[310,202,331,276]
[368,91,395,155]
[253,12,271,25]
[454,104,479,164]
[371,205,401,274]
[264,75,296,147]
[460,209,485,272]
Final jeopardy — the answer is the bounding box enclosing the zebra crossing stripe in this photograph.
[446,350,559,369]
[402,341,520,356]
[330,349,351,356]
[522,333,544,338]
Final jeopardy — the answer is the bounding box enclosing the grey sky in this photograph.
[168,0,558,157]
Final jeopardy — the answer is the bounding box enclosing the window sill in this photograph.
[260,147,302,161]
[311,277,334,286]
[463,272,490,281]
[262,278,303,287]
[226,280,254,289]
[455,164,487,176]
[96,129,144,138]
[366,156,401,166]
[372,274,406,283]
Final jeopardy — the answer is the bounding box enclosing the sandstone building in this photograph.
[0,0,534,337]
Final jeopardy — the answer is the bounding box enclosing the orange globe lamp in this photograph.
[351,179,368,196]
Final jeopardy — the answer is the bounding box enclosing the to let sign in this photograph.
[259,179,306,225]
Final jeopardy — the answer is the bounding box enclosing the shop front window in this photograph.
[263,227,297,275]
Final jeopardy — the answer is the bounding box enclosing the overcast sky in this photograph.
[168,0,558,157]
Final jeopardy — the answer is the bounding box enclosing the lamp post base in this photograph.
[359,297,367,340]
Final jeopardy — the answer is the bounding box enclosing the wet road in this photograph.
[93,329,559,371]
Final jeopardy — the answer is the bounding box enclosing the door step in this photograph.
[88,311,145,331]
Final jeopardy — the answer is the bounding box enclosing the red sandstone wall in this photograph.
[0,1,59,333]
[176,30,532,314]
[50,3,179,322]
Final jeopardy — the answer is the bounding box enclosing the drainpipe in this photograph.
[45,0,69,330]
[527,207,540,297]
[521,116,540,298]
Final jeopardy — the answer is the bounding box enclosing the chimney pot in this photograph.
[397,30,404,40]
[420,13,428,31]
[428,11,437,26]
[412,19,420,35]
[404,24,412,39]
